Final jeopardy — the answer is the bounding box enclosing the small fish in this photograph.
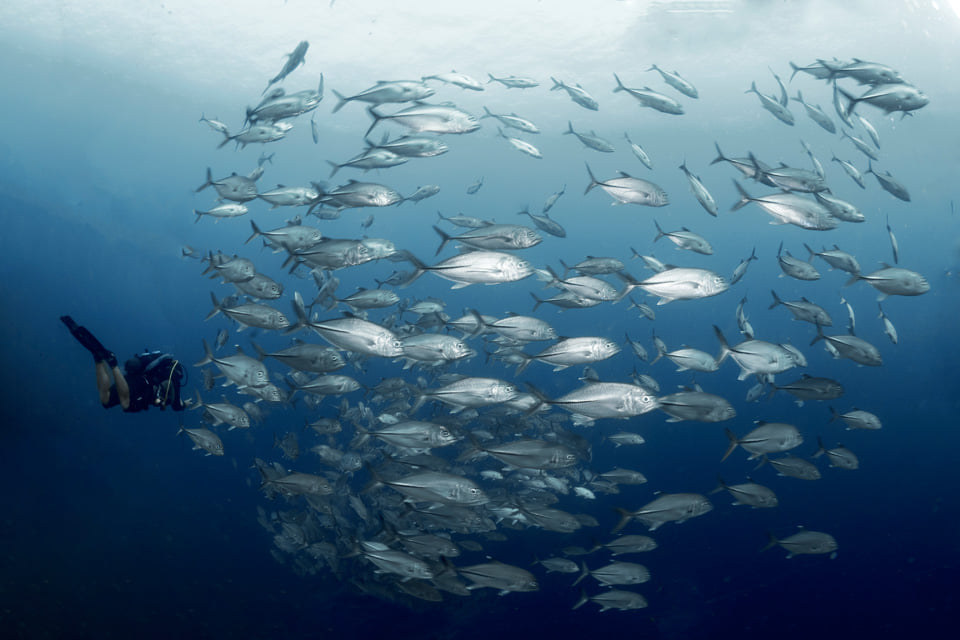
[486,73,539,89]
[877,303,898,344]
[542,184,566,213]
[263,40,309,93]
[613,74,684,114]
[745,81,794,126]
[790,91,835,133]
[624,132,653,169]
[563,121,614,153]
[763,529,838,558]
[550,76,599,111]
[886,215,900,263]
[647,64,698,98]
[678,161,718,217]
[496,127,542,159]
[730,248,758,285]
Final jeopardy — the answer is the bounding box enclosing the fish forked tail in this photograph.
[809,322,827,346]
[572,588,590,611]
[708,475,730,496]
[721,428,740,462]
[610,508,635,535]
[195,167,214,192]
[216,130,234,150]
[730,180,753,212]
[391,250,427,287]
[653,219,667,243]
[572,562,590,587]
[760,532,780,553]
[331,89,352,114]
[583,162,602,195]
[364,106,387,138]
[432,225,454,255]
[245,220,263,245]
[549,76,564,91]
[205,292,224,321]
[612,73,627,93]
[194,339,215,367]
[712,325,732,365]
[836,86,860,116]
[513,352,535,376]
[768,289,784,310]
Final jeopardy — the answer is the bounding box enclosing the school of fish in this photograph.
[184,46,928,609]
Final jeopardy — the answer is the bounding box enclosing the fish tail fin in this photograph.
[195,167,213,192]
[843,273,863,288]
[326,160,340,178]
[837,86,859,115]
[365,106,384,137]
[583,162,600,194]
[216,131,232,150]
[709,475,729,495]
[828,406,840,423]
[653,219,666,242]
[396,251,426,287]
[331,89,349,114]
[788,61,802,81]
[572,562,589,587]
[813,436,827,459]
[245,219,262,245]
[563,120,574,135]
[465,308,489,338]
[721,428,739,462]
[730,180,752,211]
[193,209,204,224]
[549,77,563,91]
[514,352,534,376]
[810,322,826,346]
[710,142,727,166]
[572,588,590,611]
[195,339,214,367]
[190,390,204,411]
[432,225,453,255]
[523,383,551,410]
[745,80,758,95]
[610,508,634,535]
[760,532,779,553]
[713,325,731,363]
[482,105,494,118]
[612,73,625,92]
[769,289,783,309]
[529,292,545,312]
[248,341,269,364]
[205,292,222,321]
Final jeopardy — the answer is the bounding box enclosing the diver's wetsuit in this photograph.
[105,353,186,413]
[61,315,185,413]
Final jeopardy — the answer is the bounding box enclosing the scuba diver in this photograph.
[61,315,186,412]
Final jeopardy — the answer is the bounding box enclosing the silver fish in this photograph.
[613,74,684,114]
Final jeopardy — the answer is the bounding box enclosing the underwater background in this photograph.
[2,1,959,638]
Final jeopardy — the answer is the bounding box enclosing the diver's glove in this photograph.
[61,315,114,365]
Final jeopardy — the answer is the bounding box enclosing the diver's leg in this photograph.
[96,361,112,405]
[113,367,131,410]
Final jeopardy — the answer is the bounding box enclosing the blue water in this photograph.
[2,2,959,639]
